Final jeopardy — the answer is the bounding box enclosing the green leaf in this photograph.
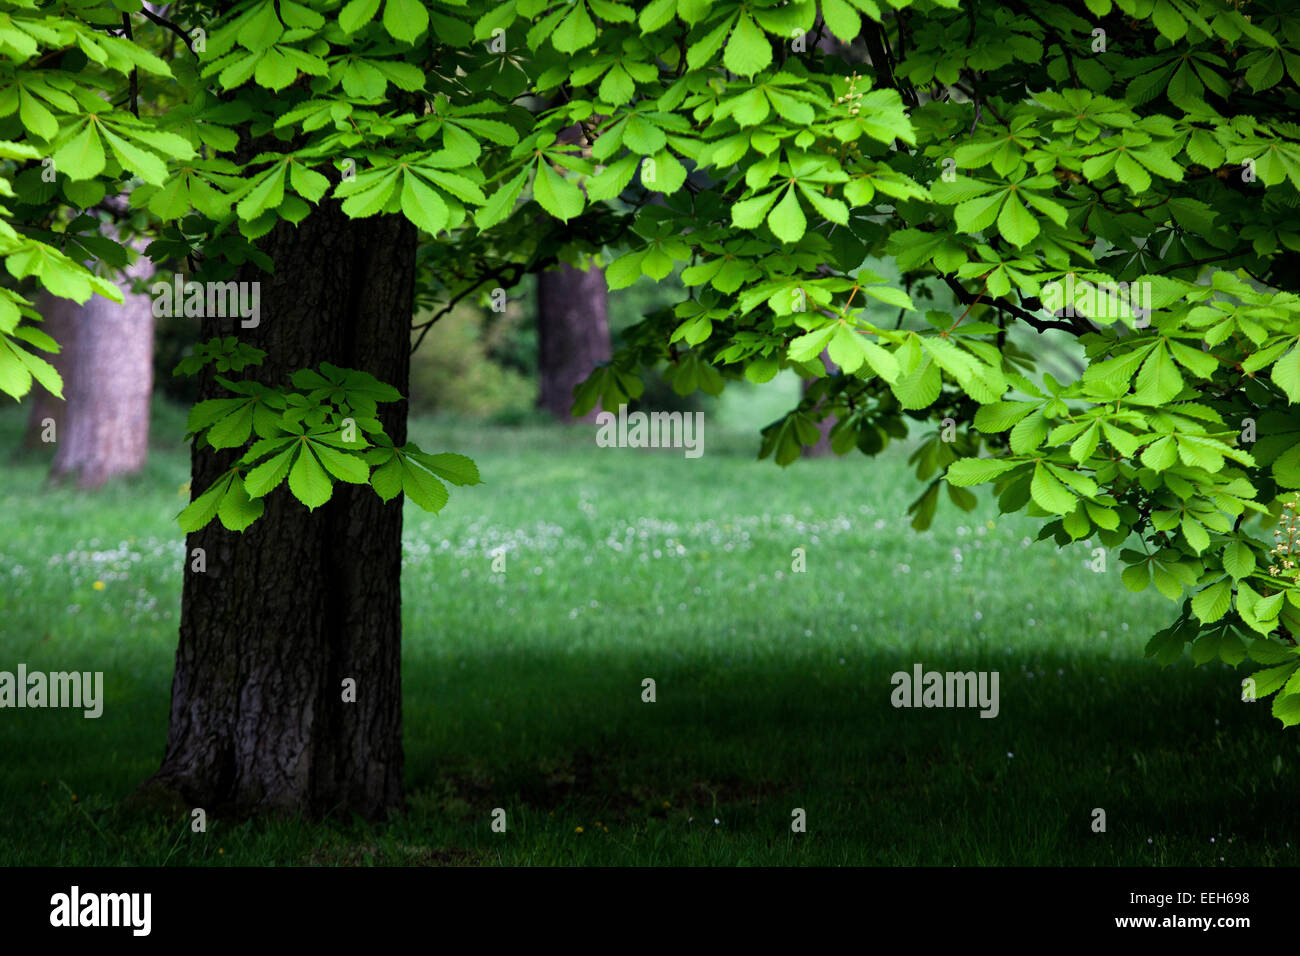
[891,358,941,409]
[552,0,597,52]
[622,115,667,155]
[178,475,230,532]
[383,0,430,43]
[477,168,529,229]
[1122,561,1151,593]
[244,446,297,498]
[533,159,585,221]
[1030,461,1076,514]
[1181,515,1209,554]
[820,0,861,42]
[217,476,265,532]
[371,457,403,501]
[732,189,780,229]
[1274,692,1300,728]
[946,457,1019,486]
[339,0,381,32]
[1223,540,1255,581]
[1249,661,1300,699]
[236,163,288,220]
[1192,577,1232,623]
[207,402,255,449]
[401,457,450,511]
[312,443,370,484]
[767,185,806,242]
[827,324,865,374]
[400,172,450,234]
[53,123,105,180]
[1272,343,1300,403]
[1140,435,1178,471]
[411,451,481,486]
[1144,623,1185,665]
[996,193,1039,246]
[288,445,333,509]
[954,190,1005,233]
[99,125,167,185]
[724,13,771,77]
[1133,343,1183,404]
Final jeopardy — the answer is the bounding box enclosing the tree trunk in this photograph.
[138,203,417,821]
[21,300,71,452]
[28,247,155,483]
[802,349,837,457]
[537,263,611,421]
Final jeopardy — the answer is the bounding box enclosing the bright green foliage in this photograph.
[3,0,1300,723]
[175,348,481,529]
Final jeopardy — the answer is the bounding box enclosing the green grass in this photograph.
[0,402,1296,866]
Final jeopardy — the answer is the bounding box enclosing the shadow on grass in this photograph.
[1,645,1294,865]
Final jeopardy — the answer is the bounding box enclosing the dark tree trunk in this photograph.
[27,247,155,482]
[137,203,417,820]
[536,263,611,421]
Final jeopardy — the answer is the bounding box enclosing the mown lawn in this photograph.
[0,403,1295,865]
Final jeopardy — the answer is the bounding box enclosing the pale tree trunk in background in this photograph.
[26,243,155,487]
[795,27,845,458]
[537,264,610,422]
[802,349,838,457]
[536,119,611,423]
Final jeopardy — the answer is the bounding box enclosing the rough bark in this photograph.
[26,247,155,482]
[137,202,417,820]
[537,263,610,422]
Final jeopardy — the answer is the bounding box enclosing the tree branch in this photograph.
[139,7,199,57]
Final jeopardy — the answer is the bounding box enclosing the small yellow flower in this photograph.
[662,801,670,808]
[218,848,224,855]
[575,827,583,834]
[92,581,105,591]
[70,794,77,802]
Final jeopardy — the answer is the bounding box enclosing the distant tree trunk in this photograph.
[802,349,837,457]
[26,244,155,486]
[801,34,841,461]
[537,264,611,421]
[536,118,611,423]
[137,202,416,821]
[21,301,72,452]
